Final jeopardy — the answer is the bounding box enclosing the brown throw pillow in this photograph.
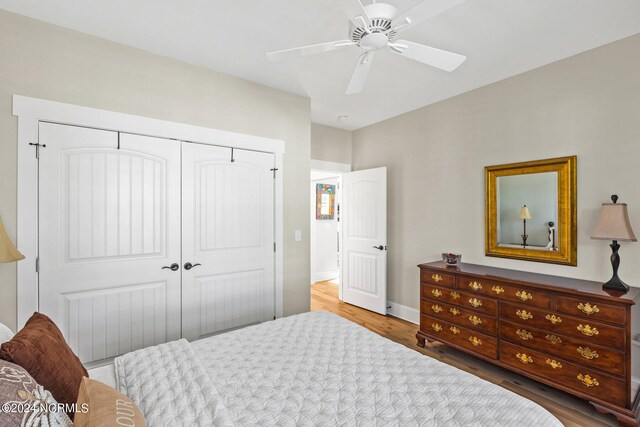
[0,359,72,426]
[74,377,146,427]
[0,312,88,420]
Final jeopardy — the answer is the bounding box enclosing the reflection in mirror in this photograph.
[497,172,558,251]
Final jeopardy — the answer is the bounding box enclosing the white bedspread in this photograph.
[116,311,561,426]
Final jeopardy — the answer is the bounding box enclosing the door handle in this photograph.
[184,262,202,271]
[373,245,384,251]
[162,263,180,271]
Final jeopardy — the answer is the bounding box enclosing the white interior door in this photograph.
[342,167,387,314]
[38,123,182,364]
[181,144,275,341]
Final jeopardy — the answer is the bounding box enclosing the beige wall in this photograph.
[0,10,311,330]
[353,33,640,309]
[311,123,352,164]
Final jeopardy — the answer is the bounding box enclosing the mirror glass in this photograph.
[497,172,558,251]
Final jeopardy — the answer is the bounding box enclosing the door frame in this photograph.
[309,160,350,301]
[13,95,285,328]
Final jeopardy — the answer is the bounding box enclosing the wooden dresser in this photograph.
[416,261,640,426]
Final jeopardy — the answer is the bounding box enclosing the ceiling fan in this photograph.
[266,0,468,94]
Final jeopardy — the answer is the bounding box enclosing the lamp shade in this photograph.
[518,205,532,220]
[591,202,637,242]
[0,217,25,263]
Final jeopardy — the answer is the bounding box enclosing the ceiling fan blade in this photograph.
[336,0,371,28]
[392,0,467,32]
[391,40,466,71]
[346,52,374,95]
[266,40,356,62]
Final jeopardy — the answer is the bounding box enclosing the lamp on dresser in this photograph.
[0,216,24,263]
[518,205,532,248]
[591,195,637,292]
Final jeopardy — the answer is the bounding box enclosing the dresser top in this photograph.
[419,261,640,305]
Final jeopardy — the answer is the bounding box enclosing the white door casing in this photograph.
[181,143,275,341]
[341,167,387,315]
[38,124,182,363]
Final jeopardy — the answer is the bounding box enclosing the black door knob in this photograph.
[184,262,202,271]
[373,245,384,251]
[162,263,180,271]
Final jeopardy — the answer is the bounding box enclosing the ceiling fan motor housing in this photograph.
[350,2,399,48]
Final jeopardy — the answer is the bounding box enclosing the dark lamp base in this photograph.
[602,275,630,292]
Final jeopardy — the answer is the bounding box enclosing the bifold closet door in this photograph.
[181,144,275,341]
[38,123,182,364]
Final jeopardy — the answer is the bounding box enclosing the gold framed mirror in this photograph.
[485,156,577,266]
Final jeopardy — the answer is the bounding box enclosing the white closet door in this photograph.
[38,123,182,363]
[182,144,275,341]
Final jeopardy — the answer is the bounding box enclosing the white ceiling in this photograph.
[1,0,639,130]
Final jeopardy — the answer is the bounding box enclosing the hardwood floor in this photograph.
[311,280,618,427]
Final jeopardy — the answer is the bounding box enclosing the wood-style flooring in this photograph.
[311,280,618,427]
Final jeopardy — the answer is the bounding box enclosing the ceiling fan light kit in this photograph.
[266,0,468,94]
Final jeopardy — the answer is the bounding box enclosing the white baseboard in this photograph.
[313,271,339,283]
[387,301,419,324]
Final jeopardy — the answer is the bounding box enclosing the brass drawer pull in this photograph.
[545,334,562,345]
[432,274,443,283]
[468,336,482,346]
[492,286,504,294]
[516,290,533,302]
[516,352,533,364]
[468,315,483,326]
[516,329,533,341]
[468,298,483,308]
[546,314,563,324]
[450,291,460,300]
[450,326,461,335]
[577,373,599,387]
[449,308,460,316]
[577,324,599,337]
[432,323,442,332]
[432,289,443,298]
[546,359,563,369]
[432,305,443,313]
[577,303,599,315]
[577,346,599,360]
[468,281,483,291]
[516,309,533,320]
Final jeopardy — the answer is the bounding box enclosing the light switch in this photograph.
[295,230,302,241]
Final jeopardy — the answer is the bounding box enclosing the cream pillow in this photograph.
[0,322,13,344]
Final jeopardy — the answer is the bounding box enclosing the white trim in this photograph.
[14,95,285,327]
[387,301,420,324]
[310,159,351,173]
[314,271,339,283]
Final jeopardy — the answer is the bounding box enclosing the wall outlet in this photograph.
[295,230,302,241]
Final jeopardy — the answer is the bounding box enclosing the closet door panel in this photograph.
[38,124,182,364]
[182,144,275,340]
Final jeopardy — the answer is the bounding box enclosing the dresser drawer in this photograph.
[421,270,455,288]
[556,296,626,326]
[421,315,497,359]
[500,321,625,376]
[422,283,497,316]
[458,276,550,309]
[501,303,625,349]
[421,299,497,335]
[500,341,627,407]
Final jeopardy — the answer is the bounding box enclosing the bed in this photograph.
[91,311,561,426]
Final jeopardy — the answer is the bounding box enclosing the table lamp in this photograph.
[591,195,637,292]
[0,216,24,263]
[519,205,532,248]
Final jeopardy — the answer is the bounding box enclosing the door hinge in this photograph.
[273,316,276,320]
[29,143,46,159]
[35,257,40,273]
[270,168,278,178]
[274,242,276,252]
[230,147,235,163]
